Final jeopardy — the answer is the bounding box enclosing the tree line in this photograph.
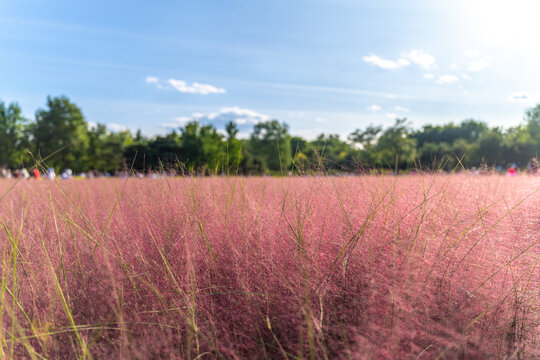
[2,95,540,175]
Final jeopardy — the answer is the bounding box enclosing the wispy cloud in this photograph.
[467,57,492,72]
[508,91,530,103]
[201,106,268,124]
[363,54,410,70]
[464,50,493,72]
[168,79,226,94]
[87,121,129,132]
[160,107,268,131]
[368,105,410,115]
[146,76,226,94]
[108,123,129,132]
[402,49,436,70]
[464,49,481,58]
[394,106,409,113]
[437,74,460,84]
[423,73,434,79]
[363,49,436,72]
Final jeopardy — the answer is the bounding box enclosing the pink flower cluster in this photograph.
[0,175,538,358]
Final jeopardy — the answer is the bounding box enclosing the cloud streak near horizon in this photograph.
[146,76,226,95]
[160,106,269,132]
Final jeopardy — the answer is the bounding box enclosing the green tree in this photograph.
[152,131,183,170]
[349,125,382,169]
[224,121,243,174]
[349,125,382,149]
[290,136,310,172]
[175,121,226,173]
[525,104,540,140]
[248,120,291,173]
[502,125,536,166]
[0,101,28,168]
[31,96,89,172]
[411,119,489,170]
[88,124,132,172]
[375,118,417,173]
[124,130,151,172]
[472,128,504,166]
[199,123,225,173]
[309,134,355,171]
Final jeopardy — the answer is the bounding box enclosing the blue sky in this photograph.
[1,0,539,138]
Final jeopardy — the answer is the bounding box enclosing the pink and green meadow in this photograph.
[0,174,538,359]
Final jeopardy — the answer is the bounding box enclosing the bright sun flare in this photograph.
[465,0,540,50]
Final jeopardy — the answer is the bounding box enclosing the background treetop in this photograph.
[2,96,540,174]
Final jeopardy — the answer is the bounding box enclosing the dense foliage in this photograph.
[2,96,540,173]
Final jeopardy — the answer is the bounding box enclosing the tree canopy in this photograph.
[1,96,540,175]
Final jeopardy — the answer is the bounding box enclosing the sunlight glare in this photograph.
[466,0,540,50]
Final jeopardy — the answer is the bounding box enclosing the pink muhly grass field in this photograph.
[0,174,538,359]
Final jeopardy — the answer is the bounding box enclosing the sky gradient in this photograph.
[1,0,539,138]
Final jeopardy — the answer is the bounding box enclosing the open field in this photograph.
[0,175,538,359]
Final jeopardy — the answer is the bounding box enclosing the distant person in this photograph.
[527,158,538,174]
[46,168,56,180]
[507,166,517,177]
[33,168,41,179]
[20,168,30,179]
[479,162,489,175]
[61,169,73,179]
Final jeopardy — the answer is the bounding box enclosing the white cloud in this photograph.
[108,123,129,132]
[159,116,191,129]
[467,57,492,72]
[168,79,226,94]
[363,49,436,72]
[386,93,397,99]
[464,49,481,58]
[204,106,268,124]
[363,54,410,70]
[160,107,269,131]
[385,112,397,119]
[437,74,460,84]
[290,129,327,141]
[367,104,382,112]
[423,73,434,79]
[402,49,436,70]
[315,117,326,123]
[175,116,192,125]
[87,121,129,132]
[146,76,226,94]
[397,58,411,66]
[450,63,459,70]
[508,91,530,103]
[462,50,493,72]
[394,106,409,113]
